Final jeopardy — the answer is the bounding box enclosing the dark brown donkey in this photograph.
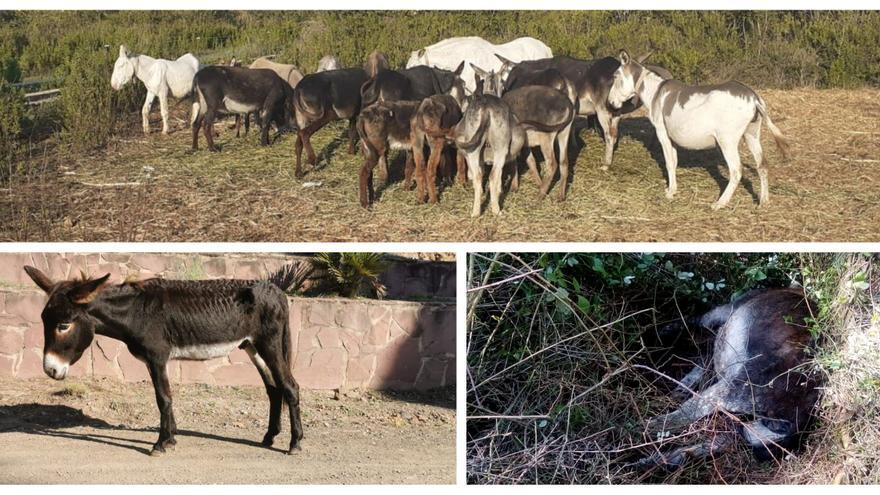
[356,99,421,208]
[23,263,313,456]
[411,94,466,205]
[640,288,821,468]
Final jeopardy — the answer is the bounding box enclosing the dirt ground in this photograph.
[1,88,878,242]
[0,377,455,484]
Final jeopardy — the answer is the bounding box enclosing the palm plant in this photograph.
[313,252,388,298]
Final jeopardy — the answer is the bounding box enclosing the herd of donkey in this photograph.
[110,35,790,217]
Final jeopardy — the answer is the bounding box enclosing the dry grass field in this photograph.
[1,88,878,242]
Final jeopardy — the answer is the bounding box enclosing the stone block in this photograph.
[370,336,421,389]
[117,350,150,382]
[345,355,375,388]
[414,358,448,390]
[0,328,24,355]
[179,361,214,384]
[130,253,173,274]
[211,363,263,387]
[4,292,45,323]
[298,347,346,390]
[17,348,45,379]
[0,353,16,377]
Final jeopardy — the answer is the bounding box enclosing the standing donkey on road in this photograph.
[608,50,789,209]
[24,263,313,456]
[110,45,200,135]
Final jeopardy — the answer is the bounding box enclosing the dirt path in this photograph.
[0,377,455,484]
[1,88,877,242]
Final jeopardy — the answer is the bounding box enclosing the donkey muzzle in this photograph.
[43,352,69,380]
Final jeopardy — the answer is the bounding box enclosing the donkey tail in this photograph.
[756,96,790,161]
[456,109,490,152]
[360,77,380,109]
[293,90,325,122]
[190,80,205,127]
[281,309,292,365]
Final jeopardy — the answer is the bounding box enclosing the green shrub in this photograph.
[58,46,139,151]
[0,80,25,170]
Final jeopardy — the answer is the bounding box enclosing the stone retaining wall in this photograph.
[0,253,456,390]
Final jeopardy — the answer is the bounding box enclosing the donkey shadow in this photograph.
[310,126,351,173]
[622,116,762,202]
[0,403,281,456]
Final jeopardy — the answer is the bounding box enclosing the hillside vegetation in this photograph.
[1,10,878,157]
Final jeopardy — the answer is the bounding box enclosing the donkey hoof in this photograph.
[710,201,724,211]
[150,446,166,456]
[261,435,275,447]
[286,445,302,455]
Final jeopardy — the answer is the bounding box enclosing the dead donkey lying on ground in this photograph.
[640,288,821,468]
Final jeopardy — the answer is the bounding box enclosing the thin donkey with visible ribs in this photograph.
[23,262,315,456]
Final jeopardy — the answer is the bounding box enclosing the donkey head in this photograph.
[470,63,502,97]
[110,44,136,91]
[493,53,517,85]
[23,266,110,380]
[447,61,467,105]
[608,50,645,110]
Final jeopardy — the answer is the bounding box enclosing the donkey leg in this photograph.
[713,137,744,210]
[256,342,304,454]
[638,434,734,470]
[259,109,271,146]
[147,359,177,455]
[403,151,415,192]
[743,122,768,205]
[488,150,507,215]
[295,133,305,178]
[655,127,678,199]
[348,117,359,155]
[466,150,484,217]
[556,123,573,201]
[645,381,727,437]
[426,142,445,204]
[539,134,559,198]
[456,150,468,187]
[142,92,156,135]
[525,149,541,187]
[509,158,520,193]
[595,108,615,170]
[412,137,428,202]
[359,143,380,208]
[192,114,203,151]
[158,91,171,135]
[243,342,283,447]
[377,152,389,186]
[204,110,219,152]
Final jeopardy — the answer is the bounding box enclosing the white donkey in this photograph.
[608,50,789,209]
[110,45,200,135]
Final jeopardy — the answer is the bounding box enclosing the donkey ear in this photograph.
[24,265,54,294]
[636,51,653,64]
[69,273,110,305]
[470,63,488,77]
[494,53,514,65]
[453,61,465,76]
[619,50,630,65]
[119,45,128,58]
